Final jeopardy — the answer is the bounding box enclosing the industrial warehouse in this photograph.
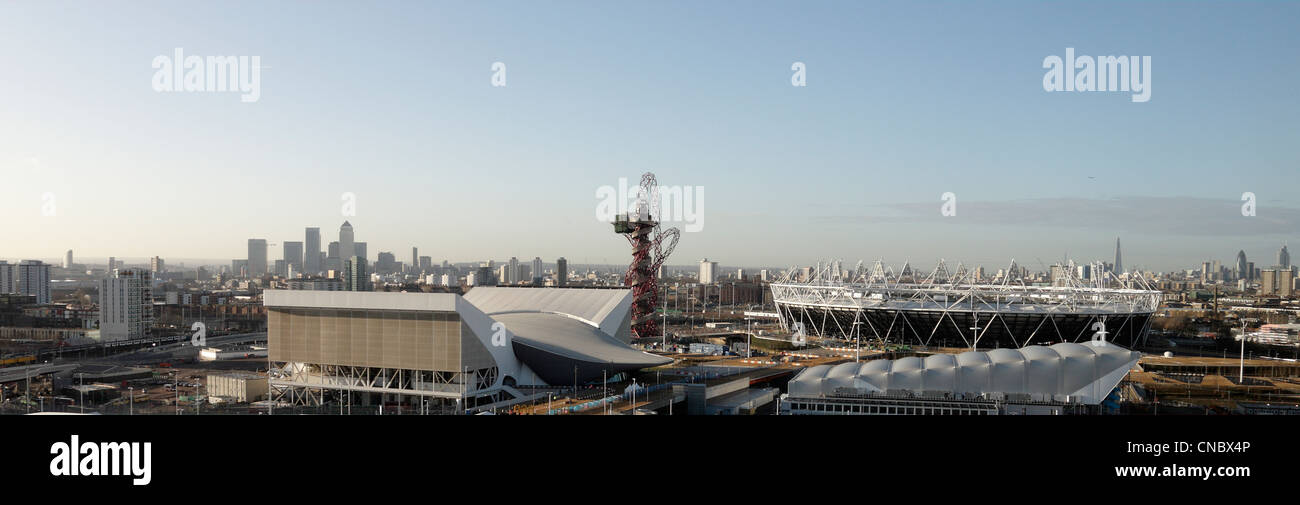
[262,287,671,411]
[771,260,1163,349]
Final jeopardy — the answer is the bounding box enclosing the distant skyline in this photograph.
[3,1,1297,271]
[7,236,1297,277]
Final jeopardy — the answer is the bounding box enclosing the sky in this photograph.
[1,1,1297,272]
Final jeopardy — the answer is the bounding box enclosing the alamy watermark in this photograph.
[341,192,357,217]
[50,435,151,486]
[595,177,704,232]
[190,321,206,347]
[41,192,56,217]
[152,48,261,102]
[492,62,507,87]
[491,321,509,347]
[1043,48,1151,102]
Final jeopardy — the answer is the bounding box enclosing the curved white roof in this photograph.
[788,341,1139,405]
[463,287,632,340]
[491,312,670,368]
[463,287,629,327]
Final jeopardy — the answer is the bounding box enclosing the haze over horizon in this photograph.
[3,1,1297,272]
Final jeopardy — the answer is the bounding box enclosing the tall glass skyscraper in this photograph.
[344,256,369,291]
[339,221,355,262]
[304,227,321,274]
[248,239,268,276]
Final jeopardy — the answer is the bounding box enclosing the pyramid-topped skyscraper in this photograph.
[1113,237,1122,274]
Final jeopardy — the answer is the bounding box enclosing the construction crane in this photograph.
[613,172,680,340]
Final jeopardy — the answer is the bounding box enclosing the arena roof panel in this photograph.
[463,287,629,328]
[789,341,1140,405]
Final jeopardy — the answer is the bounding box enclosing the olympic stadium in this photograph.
[771,260,1163,350]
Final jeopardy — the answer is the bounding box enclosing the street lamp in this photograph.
[173,371,179,415]
[1239,320,1247,383]
[129,387,134,416]
[745,317,753,358]
[853,321,863,362]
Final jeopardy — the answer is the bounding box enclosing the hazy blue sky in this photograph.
[2,1,1296,271]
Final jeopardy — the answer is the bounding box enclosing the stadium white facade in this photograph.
[781,340,1141,415]
[771,260,1162,349]
[263,287,670,411]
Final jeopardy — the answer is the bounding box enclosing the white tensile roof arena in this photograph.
[788,341,1140,405]
[463,286,633,342]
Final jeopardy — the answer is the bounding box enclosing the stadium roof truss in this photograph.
[771,259,1162,349]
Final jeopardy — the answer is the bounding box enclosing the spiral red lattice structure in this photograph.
[612,172,680,340]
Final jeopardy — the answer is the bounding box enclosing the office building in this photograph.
[1261,268,1295,297]
[556,257,567,287]
[99,268,153,341]
[304,227,322,274]
[248,239,268,277]
[1236,250,1249,281]
[344,256,369,292]
[17,260,51,304]
[339,221,355,261]
[476,264,495,287]
[377,252,396,274]
[285,278,343,291]
[699,258,718,284]
[327,241,341,272]
[1113,237,1123,274]
[283,241,304,275]
[0,261,15,294]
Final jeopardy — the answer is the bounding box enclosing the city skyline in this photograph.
[9,244,1299,278]
[3,2,1298,270]
[8,240,1300,273]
